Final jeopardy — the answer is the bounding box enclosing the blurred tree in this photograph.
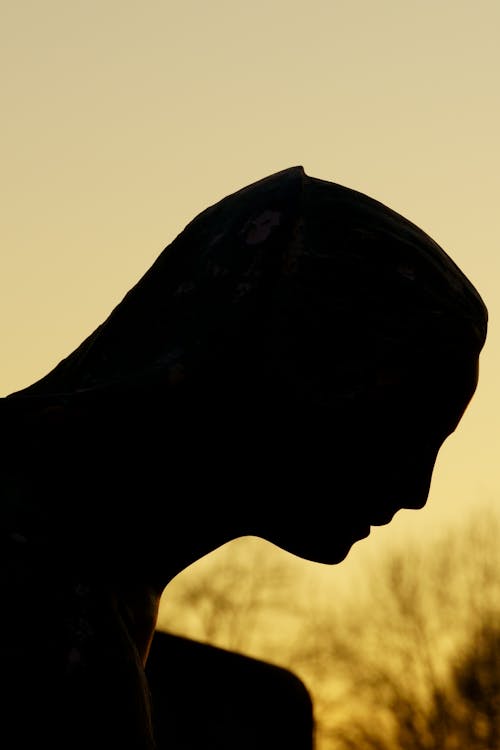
[157,507,500,750]
[157,537,307,655]
[424,620,500,749]
[289,507,500,750]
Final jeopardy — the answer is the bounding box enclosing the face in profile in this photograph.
[244,353,480,566]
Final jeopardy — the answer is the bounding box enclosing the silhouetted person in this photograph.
[1,167,487,748]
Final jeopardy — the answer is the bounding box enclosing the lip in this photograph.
[353,524,371,539]
[369,507,401,526]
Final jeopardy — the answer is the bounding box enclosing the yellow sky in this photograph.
[2,1,499,590]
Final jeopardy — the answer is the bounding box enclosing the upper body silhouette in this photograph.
[1,167,487,748]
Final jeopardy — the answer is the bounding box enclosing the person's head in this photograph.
[133,166,485,566]
[4,166,487,571]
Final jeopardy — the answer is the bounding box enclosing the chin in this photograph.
[321,536,369,565]
[277,527,371,566]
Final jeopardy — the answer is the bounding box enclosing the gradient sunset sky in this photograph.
[2,1,499,586]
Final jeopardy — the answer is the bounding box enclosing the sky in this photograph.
[2,1,500,603]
